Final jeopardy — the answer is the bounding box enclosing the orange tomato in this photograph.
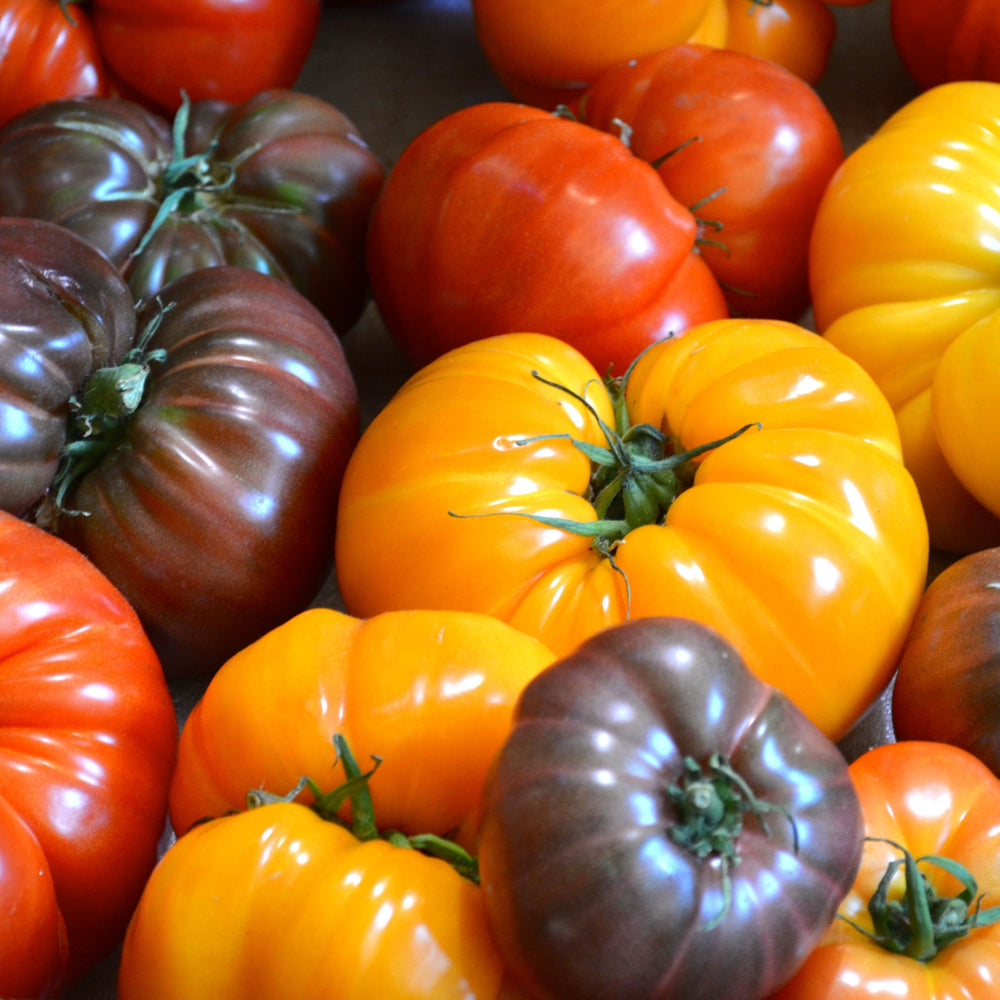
[334,322,928,739]
[810,81,1000,553]
[168,607,555,840]
[773,741,1000,1000]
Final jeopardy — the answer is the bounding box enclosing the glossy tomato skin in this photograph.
[0,89,385,334]
[0,512,177,997]
[724,0,836,85]
[365,101,728,377]
[773,740,1000,1000]
[91,0,320,114]
[477,617,864,1000]
[891,0,1000,90]
[578,44,844,321]
[118,801,512,1000]
[469,0,723,108]
[0,0,109,127]
[0,218,136,516]
[334,323,928,739]
[168,607,555,840]
[809,81,1000,553]
[51,266,360,679]
[892,547,1000,773]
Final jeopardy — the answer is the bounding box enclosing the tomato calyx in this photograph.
[841,837,1000,961]
[248,734,480,884]
[667,752,799,929]
[41,304,170,519]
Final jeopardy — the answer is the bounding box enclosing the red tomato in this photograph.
[577,44,844,321]
[890,0,1000,89]
[0,0,108,126]
[0,511,177,998]
[0,0,320,122]
[365,101,728,377]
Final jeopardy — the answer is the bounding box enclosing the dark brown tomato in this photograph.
[893,547,1000,772]
[477,616,863,1000]
[0,218,136,515]
[46,266,360,679]
[0,89,385,334]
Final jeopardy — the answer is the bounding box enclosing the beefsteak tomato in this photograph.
[0,217,136,517]
[365,101,728,377]
[772,740,1000,1000]
[0,0,320,123]
[892,546,1000,774]
[0,88,385,334]
[890,0,1000,90]
[576,43,844,321]
[477,616,864,1000]
[168,606,555,841]
[0,511,177,999]
[36,265,360,679]
[119,744,521,1000]
[809,80,1000,553]
[334,321,928,739]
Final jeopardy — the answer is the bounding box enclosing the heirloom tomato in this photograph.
[0,218,135,518]
[577,43,844,321]
[0,0,319,122]
[891,0,1000,90]
[809,81,1000,553]
[772,740,1000,1000]
[0,511,177,999]
[477,617,864,1000]
[169,606,555,841]
[365,101,728,377]
[0,88,385,334]
[892,547,1000,774]
[0,0,108,127]
[37,265,359,679]
[120,743,517,1000]
[334,321,928,739]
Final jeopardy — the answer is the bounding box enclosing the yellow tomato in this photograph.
[334,323,928,739]
[810,80,1000,553]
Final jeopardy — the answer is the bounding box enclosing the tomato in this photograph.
[468,0,724,108]
[24,264,359,679]
[0,89,385,335]
[0,0,109,127]
[334,321,928,739]
[890,0,1000,90]
[724,0,836,85]
[168,606,555,841]
[365,101,728,377]
[577,43,844,321]
[477,616,863,1000]
[0,0,318,122]
[772,740,1000,1000]
[809,81,1000,553]
[891,547,1000,774]
[0,511,177,999]
[0,218,136,518]
[119,745,516,1000]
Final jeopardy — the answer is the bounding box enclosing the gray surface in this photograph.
[65,2,920,997]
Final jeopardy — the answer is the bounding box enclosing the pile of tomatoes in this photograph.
[3,1,1000,998]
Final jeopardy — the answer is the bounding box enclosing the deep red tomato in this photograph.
[477,617,864,1000]
[365,101,729,377]
[0,0,319,123]
[0,89,385,335]
[0,0,109,127]
[892,547,1000,775]
[577,43,844,321]
[890,0,1000,90]
[0,510,177,999]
